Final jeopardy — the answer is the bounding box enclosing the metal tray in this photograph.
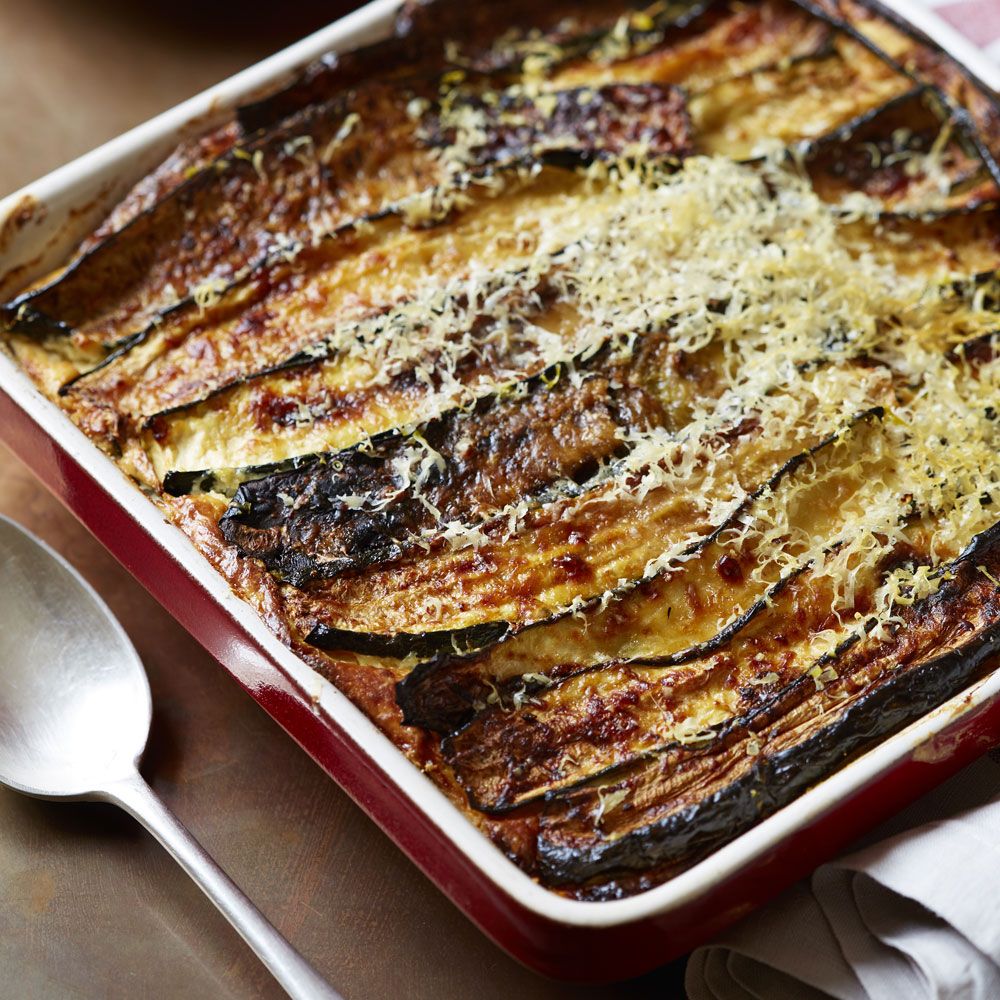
[2,0,999,981]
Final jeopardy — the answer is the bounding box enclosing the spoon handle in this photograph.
[101,770,342,1000]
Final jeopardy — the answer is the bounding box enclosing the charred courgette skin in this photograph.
[5,0,1000,903]
[306,620,512,659]
[394,409,884,731]
[536,522,1000,886]
[214,337,675,586]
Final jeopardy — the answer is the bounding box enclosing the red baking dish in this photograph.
[4,0,1000,982]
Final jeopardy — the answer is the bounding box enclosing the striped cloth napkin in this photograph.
[923,0,1000,59]
[685,3,1000,998]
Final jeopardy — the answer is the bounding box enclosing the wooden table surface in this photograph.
[0,3,689,997]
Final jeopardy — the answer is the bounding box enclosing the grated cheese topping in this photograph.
[298,149,1000,649]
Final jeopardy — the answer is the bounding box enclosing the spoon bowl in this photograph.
[0,515,339,1000]
[0,515,151,798]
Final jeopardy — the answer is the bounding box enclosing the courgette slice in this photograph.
[236,0,717,135]
[302,429,795,661]
[422,83,692,171]
[305,619,512,661]
[428,0,718,77]
[237,35,416,136]
[150,257,576,484]
[806,86,1000,214]
[80,120,243,257]
[215,332,686,585]
[689,33,911,158]
[547,0,830,92]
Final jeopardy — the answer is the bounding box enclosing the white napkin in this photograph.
[683,2,1000,995]
[686,752,1000,999]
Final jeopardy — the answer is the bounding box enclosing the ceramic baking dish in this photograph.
[3,0,1000,982]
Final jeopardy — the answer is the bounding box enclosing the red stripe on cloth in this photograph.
[934,0,1000,48]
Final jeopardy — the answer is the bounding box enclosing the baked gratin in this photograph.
[5,0,1000,900]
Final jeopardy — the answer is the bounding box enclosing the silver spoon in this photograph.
[0,515,341,1000]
